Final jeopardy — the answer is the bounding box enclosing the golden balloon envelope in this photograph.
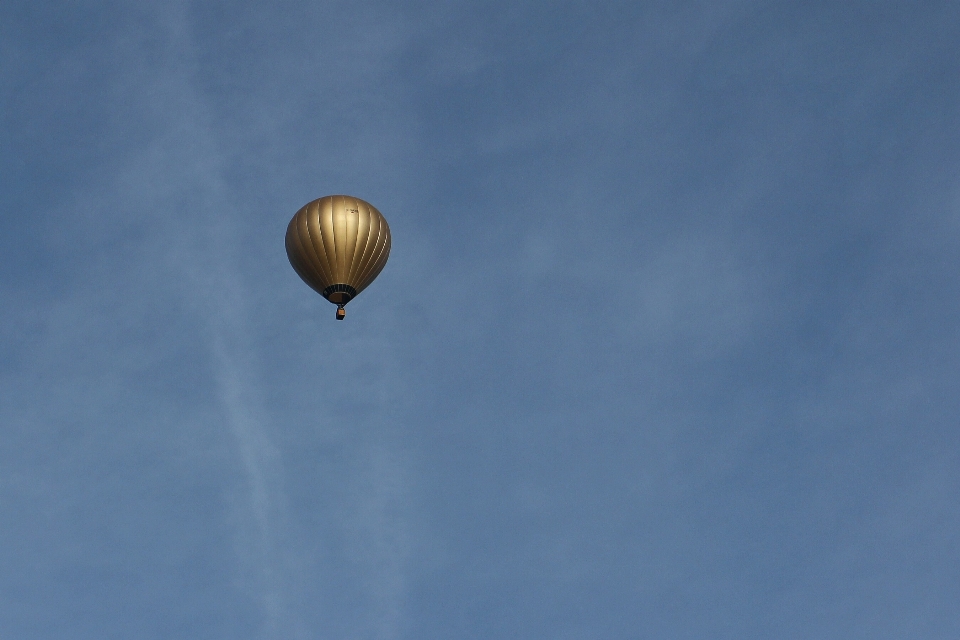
[285,195,391,319]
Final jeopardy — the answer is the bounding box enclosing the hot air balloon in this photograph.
[285,195,391,320]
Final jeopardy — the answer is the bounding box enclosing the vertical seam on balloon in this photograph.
[297,207,328,288]
[352,199,370,283]
[288,216,320,289]
[285,219,314,286]
[366,227,388,288]
[356,210,383,285]
[303,203,333,286]
[316,199,339,285]
[354,218,384,290]
[332,195,344,282]
[347,202,370,284]
[319,197,338,284]
[353,210,379,288]
[339,194,350,282]
[297,208,324,284]
[313,201,337,284]
[368,230,391,287]
[358,222,389,291]
[345,197,363,283]
[369,224,391,287]
[343,198,360,284]
[328,195,338,281]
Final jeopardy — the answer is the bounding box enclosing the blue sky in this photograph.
[2,1,959,638]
